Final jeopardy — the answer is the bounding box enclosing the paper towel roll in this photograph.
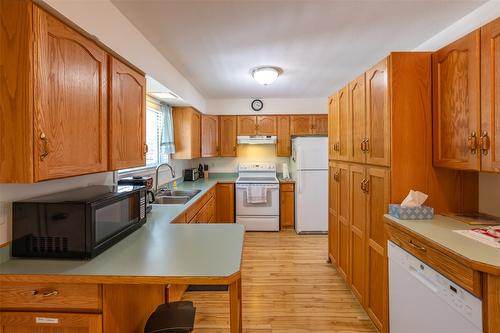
[282,163,290,179]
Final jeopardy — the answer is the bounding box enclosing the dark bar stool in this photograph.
[144,301,196,333]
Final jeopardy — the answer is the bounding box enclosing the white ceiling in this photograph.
[113,0,485,98]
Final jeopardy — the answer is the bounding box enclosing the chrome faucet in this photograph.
[155,162,176,193]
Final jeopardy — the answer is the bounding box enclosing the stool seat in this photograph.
[144,301,196,333]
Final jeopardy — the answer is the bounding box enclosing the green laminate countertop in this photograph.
[385,214,500,270]
[0,178,244,283]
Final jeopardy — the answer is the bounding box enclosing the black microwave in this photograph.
[12,185,147,259]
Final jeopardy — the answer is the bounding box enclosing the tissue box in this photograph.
[388,204,434,220]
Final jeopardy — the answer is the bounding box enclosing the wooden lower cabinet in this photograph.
[216,183,235,223]
[279,183,295,229]
[0,312,103,333]
[349,164,366,302]
[364,167,390,330]
[328,162,389,331]
[329,162,351,281]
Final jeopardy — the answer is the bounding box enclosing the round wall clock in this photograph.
[251,99,263,111]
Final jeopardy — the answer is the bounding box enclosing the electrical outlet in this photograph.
[0,202,7,226]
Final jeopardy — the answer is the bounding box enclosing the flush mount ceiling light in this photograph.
[251,66,282,86]
[149,91,181,100]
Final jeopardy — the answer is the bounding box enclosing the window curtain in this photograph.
[160,103,175,161]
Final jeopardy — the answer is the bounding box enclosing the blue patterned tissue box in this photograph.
[388,204,434,220]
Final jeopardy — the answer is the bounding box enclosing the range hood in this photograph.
[237,136,277,145]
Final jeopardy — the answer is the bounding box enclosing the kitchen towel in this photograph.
[246,185,268,204]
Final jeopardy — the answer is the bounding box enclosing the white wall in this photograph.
[206,98,327,115]
[41,0,206,112]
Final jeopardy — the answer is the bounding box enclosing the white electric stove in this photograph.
[235,163,280,231]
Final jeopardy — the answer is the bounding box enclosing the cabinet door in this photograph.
[328,162,339,265]
[366,58,390,166]
[337,163,350,282]
[365,167,390,332]
[191,110,201,159]
[481,18,500,172]
[433,30,481,170]
[0,312,102,333]
[237,116,257,135]
[290,115,313,135]
[349,164,366,303]
[329,94,339,160]
[216,183,235,223]
[312,115,328,135]
[337,87,350,161]
[33,7,108,181]
[276,115,291,156]
[201,115,219,157]
[349,74,366,163]
[219,116,237,157]
[256,116,276,135]
[109,57,146,170]
[280,184,295,229]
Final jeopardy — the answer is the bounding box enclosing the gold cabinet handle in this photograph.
[408,240,426,252]
[144,143,149,156]
[40,132,49,161]
[333,142,340,152]
[364,138,370,153]
[32,289,59,297]
[479,131,490,156]
[360,179,369,193]
[360,139,368,152]
[333,171,340,182]
[467,132,477,155]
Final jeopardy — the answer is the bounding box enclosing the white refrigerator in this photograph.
[290,137,328,233]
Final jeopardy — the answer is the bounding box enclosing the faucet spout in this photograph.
[155,163,176,193]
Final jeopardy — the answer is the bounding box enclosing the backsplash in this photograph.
[196,145,290,173]
[479,172,500,216]
[0,159,194,248]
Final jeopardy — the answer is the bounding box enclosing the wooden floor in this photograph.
[183,230,377,332]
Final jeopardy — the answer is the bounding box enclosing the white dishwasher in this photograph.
[388,241,482,333]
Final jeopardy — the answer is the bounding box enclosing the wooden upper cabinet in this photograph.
[256,116,277,135]
[237,116,257,135]
[481,18,500,172]
[433,30,481,171]
[33,6,108,181]
[349,74,367,163]
[219,116,237,157]
[329,95,339,160]
[109,57,146,170]
[312,115,328,134]
[172,107,201,159]
[366,58,390,167]
[337,87,350,161]
[290,115,313,135]
[276,115,291,157]
[201,115,219,157]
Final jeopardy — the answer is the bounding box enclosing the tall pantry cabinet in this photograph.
[327,52,478,333]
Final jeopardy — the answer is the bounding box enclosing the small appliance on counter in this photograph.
[183,168,200,181]
[118,176,155,213]
[12,185,147,259]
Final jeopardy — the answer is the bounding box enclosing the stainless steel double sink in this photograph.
[153,189,201,205]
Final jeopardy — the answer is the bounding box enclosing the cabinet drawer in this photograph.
[0,282,102,311]
[280,183,294,192]
[386,225,481,296]
[186,187,215,222]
